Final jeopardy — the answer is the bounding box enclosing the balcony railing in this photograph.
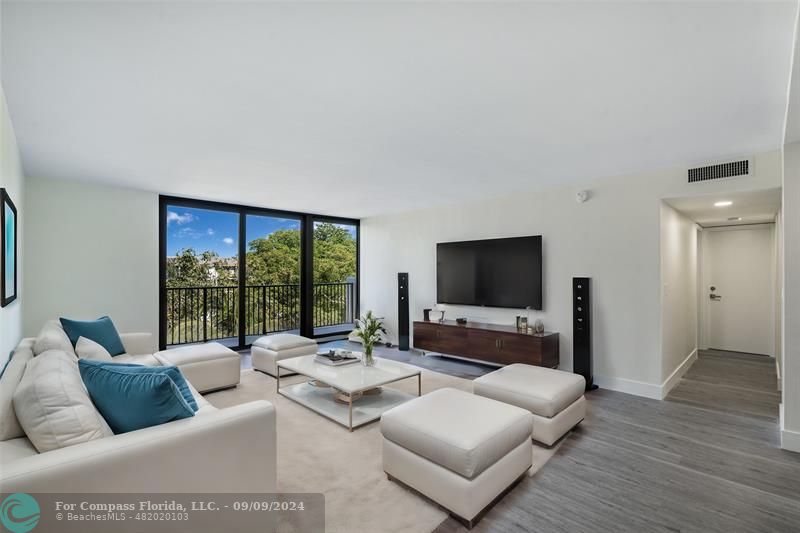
[165,282,355,346]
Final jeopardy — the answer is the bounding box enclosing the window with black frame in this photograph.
[312,220,359,337]
[159,197,359,350]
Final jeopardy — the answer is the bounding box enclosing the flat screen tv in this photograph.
[437,235,542,310]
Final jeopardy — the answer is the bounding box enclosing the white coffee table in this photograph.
[277,355,422,431]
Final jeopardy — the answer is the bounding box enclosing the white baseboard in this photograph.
[593,375,662,400]
[781,428,800,453]
[594,348,698,401]
[660,349,698,399]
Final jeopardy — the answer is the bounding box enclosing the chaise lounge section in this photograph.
[155,341,241,393]
[251,333,318,377]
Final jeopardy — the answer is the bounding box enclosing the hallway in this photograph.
[667,349,781,420]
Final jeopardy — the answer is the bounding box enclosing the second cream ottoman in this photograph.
[474,363,586,446]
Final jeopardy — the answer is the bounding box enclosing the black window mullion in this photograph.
[237,209,246,349]
[300,214,314,338]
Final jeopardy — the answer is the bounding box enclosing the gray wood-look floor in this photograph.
[434,350,800,533]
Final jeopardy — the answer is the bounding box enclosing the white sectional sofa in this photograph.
[0,324,275,494]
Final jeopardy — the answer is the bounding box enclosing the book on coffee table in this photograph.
[314,349,361,366]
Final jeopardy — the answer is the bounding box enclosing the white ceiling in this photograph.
[665,188,782,227]
[2,1,797,218]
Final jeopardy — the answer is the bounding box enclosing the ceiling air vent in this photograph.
[688,159,750,183]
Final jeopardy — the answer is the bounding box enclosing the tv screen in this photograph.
[436,236,542,309]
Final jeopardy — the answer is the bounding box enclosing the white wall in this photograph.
[23,177,158,340]
[659,202,698,394]
[776,207,783,390]
[361,151,781,398]
[0,87,24,363]
[782,140,800,452]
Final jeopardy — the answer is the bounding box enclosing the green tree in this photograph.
[312,223,356,283]
[245,229,301,285]
[166,222,357,343]
[166,248,237,287]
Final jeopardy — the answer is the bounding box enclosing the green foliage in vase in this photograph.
[352,311,386,356]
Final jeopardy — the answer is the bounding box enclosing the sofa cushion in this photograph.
[380,387,533,479]
[60,316,126,356]
[33,320,75,356]
[0,340,34,440]
[110,353,160,366]
[79,359,198,412]
[252,334,317,352]
[79,359,195,434]
[75,336,114,362]
[0,437,38,466]
[13,350,114,452]
[473,364,586,418]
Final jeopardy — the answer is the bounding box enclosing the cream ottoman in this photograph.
[251,334,318,377]
[154,342,240,393]
[381,388,533,528]
[474,363,586,446]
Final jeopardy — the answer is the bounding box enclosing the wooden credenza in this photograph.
[413,320,559,367]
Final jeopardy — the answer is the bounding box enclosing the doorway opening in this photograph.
[660,188,782,419]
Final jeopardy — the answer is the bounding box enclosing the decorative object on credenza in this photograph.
[533,319,545,334]
[429,306,445,323]
[515,315,528,332]
[352,310,386,367]
[1,188,17,307]
[456,317,468,325]
[423,308,431,322]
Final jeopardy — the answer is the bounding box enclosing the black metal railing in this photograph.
[165,282,355,346]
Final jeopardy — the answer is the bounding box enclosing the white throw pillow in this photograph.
[75,336,114,362]
[33,320,75,356]
[13,350,113,452]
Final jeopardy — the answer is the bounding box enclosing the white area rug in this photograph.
[205,363,560,533]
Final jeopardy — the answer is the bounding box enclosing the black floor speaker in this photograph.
[573,277,597,390]
[398,272,409,351]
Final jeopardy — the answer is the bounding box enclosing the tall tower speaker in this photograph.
[573,277,596,390]
[398,273,410,351]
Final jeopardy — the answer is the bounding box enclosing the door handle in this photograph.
[709,294,722,301]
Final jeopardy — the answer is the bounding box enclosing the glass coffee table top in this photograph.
[276,355,422,431]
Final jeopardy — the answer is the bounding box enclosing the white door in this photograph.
[705,225,774,355]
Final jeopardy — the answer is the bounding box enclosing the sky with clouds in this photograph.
[166,206,301,257]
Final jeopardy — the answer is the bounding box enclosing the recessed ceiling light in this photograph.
[727,217,742,221]
[714,201,733,207]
